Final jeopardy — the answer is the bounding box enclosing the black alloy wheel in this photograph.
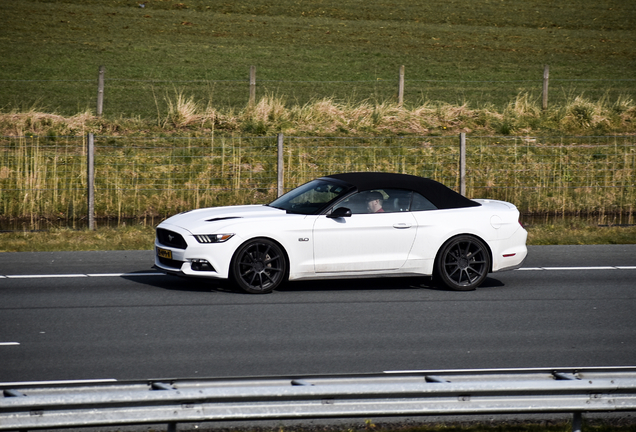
[231,238,287,294]
[436,235,491,291]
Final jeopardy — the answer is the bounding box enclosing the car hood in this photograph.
[158,205,290,233]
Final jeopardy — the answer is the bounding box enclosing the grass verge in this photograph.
[526,222,636,246]
[191,420,636,432]
[268,421,636,432]
[1,222,634,253]
[0,225,156,253]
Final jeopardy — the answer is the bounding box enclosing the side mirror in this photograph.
[327,207,352,218]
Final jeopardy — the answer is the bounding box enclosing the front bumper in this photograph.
[154,224,238,280]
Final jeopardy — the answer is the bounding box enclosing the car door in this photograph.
[312,190,417,273]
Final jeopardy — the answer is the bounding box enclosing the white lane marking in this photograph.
[545,266,616,270]
[3,272,164,279]
[86,272,163,277]
[0,342,20,346]
[0,378,117,386]
[516,266,635,271]
[6,274,88,279]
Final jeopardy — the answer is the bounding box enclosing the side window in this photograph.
[411,192,437,211]
[334,189,413,214]
[382,189,412,212]
[335,192,369,214]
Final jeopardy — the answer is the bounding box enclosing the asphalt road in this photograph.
[1,245,635,384]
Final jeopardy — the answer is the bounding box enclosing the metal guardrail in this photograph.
[1,367,636,431]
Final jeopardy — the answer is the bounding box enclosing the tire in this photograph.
[231,238,287,294]
[435,235,491,291]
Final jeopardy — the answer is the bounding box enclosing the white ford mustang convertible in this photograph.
[155,172,527,293]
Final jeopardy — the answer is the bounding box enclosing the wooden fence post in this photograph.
[459,133,466,196]
[249,65,256,106]
[542,64,549,111]
[398,65,405,107]
[87,133,95,230]
[277,133,284,197]
[97,66,105,117]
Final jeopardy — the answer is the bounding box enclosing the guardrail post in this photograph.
[152,381,177,432]
[87,133,95,230]
[572,412,582,432]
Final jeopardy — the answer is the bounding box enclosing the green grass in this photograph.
[0,225,156,252]
[526,221,636,245]
[1,0,634,117]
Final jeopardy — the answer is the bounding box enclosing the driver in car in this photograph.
[366,191,385,213]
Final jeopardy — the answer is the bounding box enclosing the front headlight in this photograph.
[194,234,234,244]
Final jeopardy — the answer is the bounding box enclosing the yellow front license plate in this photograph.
[157,247,172,260]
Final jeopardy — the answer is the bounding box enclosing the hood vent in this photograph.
[206,216,242,222]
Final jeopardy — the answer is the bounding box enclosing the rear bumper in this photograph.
[491,226,528,273]
[495,255,526,272]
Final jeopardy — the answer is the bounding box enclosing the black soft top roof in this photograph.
[323,172,480,210]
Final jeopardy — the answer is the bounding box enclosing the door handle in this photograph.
[393,223,412,229]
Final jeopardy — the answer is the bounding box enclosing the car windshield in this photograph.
[268,179,353,215]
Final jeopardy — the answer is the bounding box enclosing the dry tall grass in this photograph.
[1,133,634,224]
[0,93,634,137]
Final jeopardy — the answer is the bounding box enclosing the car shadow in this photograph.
[280,275,505,293]
[123,271,505,294]
[121,271,239,294]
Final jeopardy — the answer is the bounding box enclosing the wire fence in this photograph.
[0,134,634,225]
[2,73,635,118]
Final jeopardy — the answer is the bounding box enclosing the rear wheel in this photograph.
[231,238,287,294]
[435,235,490,291]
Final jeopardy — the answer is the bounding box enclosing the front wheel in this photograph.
[435,235,491,291]
[231,238,287,294]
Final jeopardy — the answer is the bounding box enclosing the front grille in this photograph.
[156,228,188,249]
[158,256,185,269]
